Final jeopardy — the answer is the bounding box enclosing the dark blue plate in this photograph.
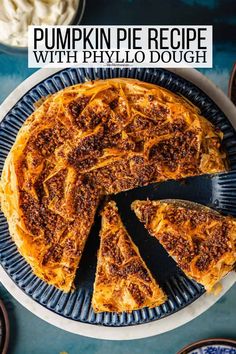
[0,68,236,327]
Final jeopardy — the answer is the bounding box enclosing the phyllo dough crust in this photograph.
[132,199,236,292]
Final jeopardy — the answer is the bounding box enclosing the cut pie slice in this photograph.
[132,199,236,292]
[92,201,166,312]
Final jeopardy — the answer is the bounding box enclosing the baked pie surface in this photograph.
[0,78,227,292]
[92,201,166,312]
[132,199,236,292]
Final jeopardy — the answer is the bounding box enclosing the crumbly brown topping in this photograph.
[20,191,42,235]
[76,105,111,131]
[102,204,120,225]
[68,96,90,121]
[68,128,104,166]
[45,169,67,200]
[32,123,70,157]
[161,232,196,271]
[122,260,151,282]
[102,232,124,265]
[20,190,65,240]
[195,222,231,271]
[42,244,63,265]
[109,98,119,110]
[134,101,170,120]
[165,206,222,227]
[128,283,145,306]
[64,238,76,257]
[162,205,232,272]
[140,282,153,297]
[149,130,198,171]
[134,201,158,224]
[73,177,100,218]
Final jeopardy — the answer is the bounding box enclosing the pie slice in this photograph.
[132,199,236,292]
[92,201,166,312]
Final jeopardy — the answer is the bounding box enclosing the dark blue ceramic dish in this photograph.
[0,68,236,327]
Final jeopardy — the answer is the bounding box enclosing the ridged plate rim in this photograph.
[0,67,235,340]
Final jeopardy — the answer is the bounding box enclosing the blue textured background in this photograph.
[0,0,236,353]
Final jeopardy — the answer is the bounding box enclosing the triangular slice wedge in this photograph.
[92,201,166,312]
[132,199,236,292]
